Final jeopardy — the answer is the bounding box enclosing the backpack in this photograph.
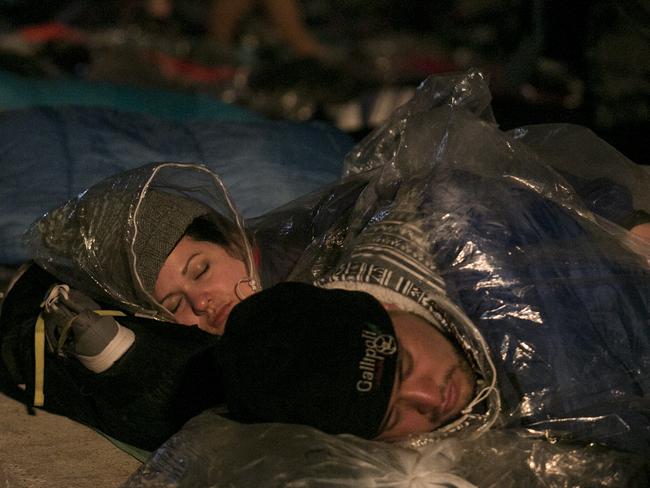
[0,263,224,451]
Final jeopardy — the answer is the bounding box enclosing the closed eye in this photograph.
[194,263,209,280]
[164,295,183,314]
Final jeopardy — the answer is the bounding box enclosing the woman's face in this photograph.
[376,311,476,440]
[154,236,254,334]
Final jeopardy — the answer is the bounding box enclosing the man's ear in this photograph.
[381,302,399,311]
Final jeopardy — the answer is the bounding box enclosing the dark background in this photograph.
[0,0,647,163]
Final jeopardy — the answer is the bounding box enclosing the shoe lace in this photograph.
[43,284,70,313]
[42,284,77,355]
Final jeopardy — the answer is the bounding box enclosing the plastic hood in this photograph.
[26,162,257,320]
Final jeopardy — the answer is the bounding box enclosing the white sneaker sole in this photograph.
[76,324,135,373]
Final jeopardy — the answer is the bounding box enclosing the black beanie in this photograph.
[218,282,398,439]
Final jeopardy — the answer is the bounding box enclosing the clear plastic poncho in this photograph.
[281,69,650,452]
[26,162,259,320]
[25,70,650,487]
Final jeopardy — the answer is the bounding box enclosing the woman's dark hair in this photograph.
[183,214,247,260]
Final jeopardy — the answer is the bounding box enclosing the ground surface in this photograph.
[0,392,140,488]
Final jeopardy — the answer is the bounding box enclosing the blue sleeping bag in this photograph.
[425,169,650,452]
[0,105,352,264]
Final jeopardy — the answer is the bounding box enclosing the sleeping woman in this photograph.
[0,159,371,450]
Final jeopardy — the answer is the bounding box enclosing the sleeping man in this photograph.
[216,71,650,453]
[218,281,479,441]
[219,159,650,454]
[234,75,649,462]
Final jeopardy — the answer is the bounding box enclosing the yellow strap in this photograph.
[34,313,46,407]
[94,310,126,317]
[32,308,126,408]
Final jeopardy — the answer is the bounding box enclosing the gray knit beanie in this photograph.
[133,190,212,297]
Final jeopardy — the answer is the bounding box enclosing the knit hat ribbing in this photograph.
[133,190,211,298]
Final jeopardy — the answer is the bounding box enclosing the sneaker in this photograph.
[42,285,135,373]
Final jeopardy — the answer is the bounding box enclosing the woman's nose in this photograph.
[188,289,211,314]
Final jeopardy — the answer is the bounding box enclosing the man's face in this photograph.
[376,311,476,440]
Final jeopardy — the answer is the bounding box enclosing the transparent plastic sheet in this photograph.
[336,70,650,258]
[21,69,650,486]
[25,162,256,320]
[509,123,650,211]
[123,409,648,488]
[286,71,650,453]
[252,70,649,482]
